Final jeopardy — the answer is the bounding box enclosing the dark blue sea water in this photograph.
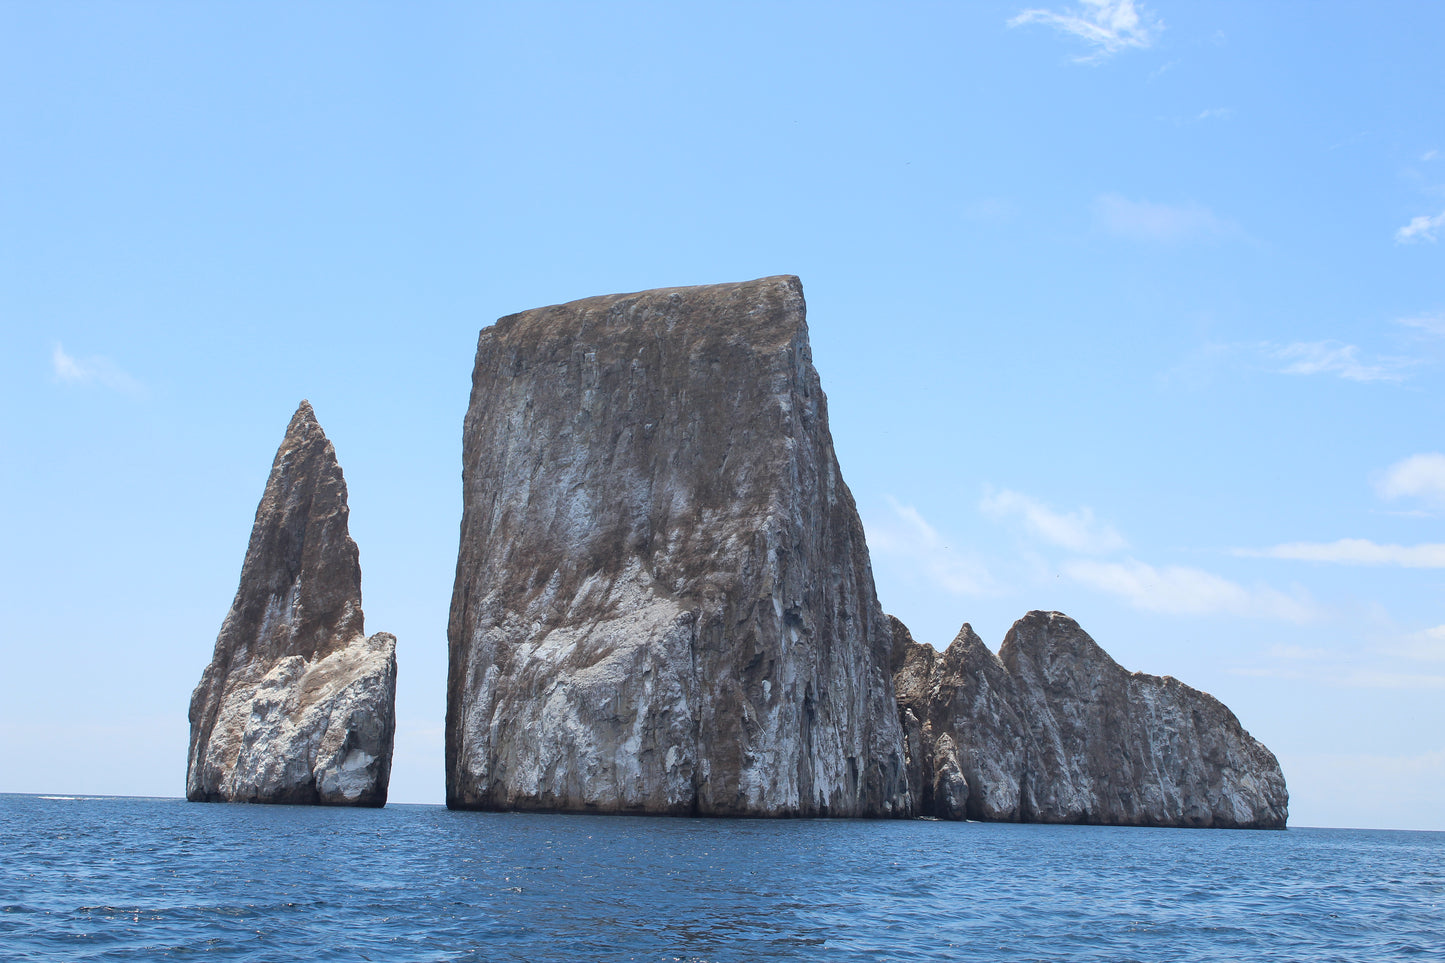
[1,794,1440,962]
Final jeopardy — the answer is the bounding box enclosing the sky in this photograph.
[2,1,1442,831]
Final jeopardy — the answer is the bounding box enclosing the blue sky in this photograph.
[3,1,1442,830]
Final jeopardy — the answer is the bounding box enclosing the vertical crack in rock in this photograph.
[187,401,397,807]
[892,610,1289,828]
[446,276,912,817]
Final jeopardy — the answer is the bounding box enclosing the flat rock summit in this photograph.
[187,401,397,807]
[189,276,1286,826]
[445,275,1286,826]
[447,276,911,816]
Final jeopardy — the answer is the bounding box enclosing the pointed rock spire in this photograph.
[187,401,397,806]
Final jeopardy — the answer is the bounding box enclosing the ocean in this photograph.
[1,793,1440,961]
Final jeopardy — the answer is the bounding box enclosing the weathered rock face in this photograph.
[187,401,397,807]
[891,617,1030,821]
[447,276,911,817]
[893,611,1288,828]
[1002,611,1288,828]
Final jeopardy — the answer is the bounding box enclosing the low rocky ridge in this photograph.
[893,610,1288,828]
[187,401,397,807]
[446,276,911,817]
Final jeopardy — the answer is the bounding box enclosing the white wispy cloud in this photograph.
[1062,558,1316,622]
[1271,340,1415,383]
[980,488,1126,554]
[1390,625,1445,662]
[1234,642,1445,688]
[1195,107,1233,121]
[1238,538,1445,568]
[1375,452,1445,506]
[51,344,145,395]
[1396,209,1445,243]
[1009,0,1161,63]
[1334,669,1445,690]
[1232,621,1445,701]
[1163,338,1425,389]
[867,497,997,596]
[1094,194,1231,242]
[1422,149,1440,162]
[1397,312,1445,337]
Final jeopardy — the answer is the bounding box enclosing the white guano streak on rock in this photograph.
[187,402,397,807]
[446,276,912,817]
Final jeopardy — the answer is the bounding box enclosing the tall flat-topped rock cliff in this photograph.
[187,401,397,806]
[893,610,1288,828]
[446,276,911,817]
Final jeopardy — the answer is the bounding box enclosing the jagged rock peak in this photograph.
[890,610,1288,829]
[1002,610,1287,829]
[891,616,1031,822]
[447,276,912,818]
[187,401,397,807]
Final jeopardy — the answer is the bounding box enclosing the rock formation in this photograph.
[893,610,1288,828]
[446,275,911,817]
[187,401,397,807]
[891,618,1031,822]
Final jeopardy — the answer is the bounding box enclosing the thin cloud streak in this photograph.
[1164,337,1428,387]
[51,344,145,395]
[868,496,998,597]
[1390,625,1445,662]
[1396,210,1445,243]
[1397,312,1445,337]
[1375,452,1445,506]
[980,488,1126,554]
[1239,538,1445,568]
[1094,194,1232,242]
[1009,0,1161,63]
[1272,341,1415,383]
[1063,558,1317,622]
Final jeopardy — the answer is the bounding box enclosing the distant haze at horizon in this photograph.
[2,1,1442,831]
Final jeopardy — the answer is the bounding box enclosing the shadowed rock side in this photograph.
[447,276,911,817]
[187,401,397,807]
[892,611,1288,828]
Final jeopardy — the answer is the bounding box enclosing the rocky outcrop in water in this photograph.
[446,276,911,817]
[893,611,1288,828]
[187,401,397,807]
[891,618,1031,822]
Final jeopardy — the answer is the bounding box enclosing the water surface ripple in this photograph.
[2,794,1440,961]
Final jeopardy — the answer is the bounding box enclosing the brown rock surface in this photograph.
[1001,611,1288,828]
[891,617,1031,821]
[446,276,911,817]
[187,401,397,806]
[892,611,1287,828]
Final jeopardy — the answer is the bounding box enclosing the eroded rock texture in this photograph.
[894,610,1288,828]
[447,276,911,817]
[891,617,1030,822]
[187,401,397,807]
